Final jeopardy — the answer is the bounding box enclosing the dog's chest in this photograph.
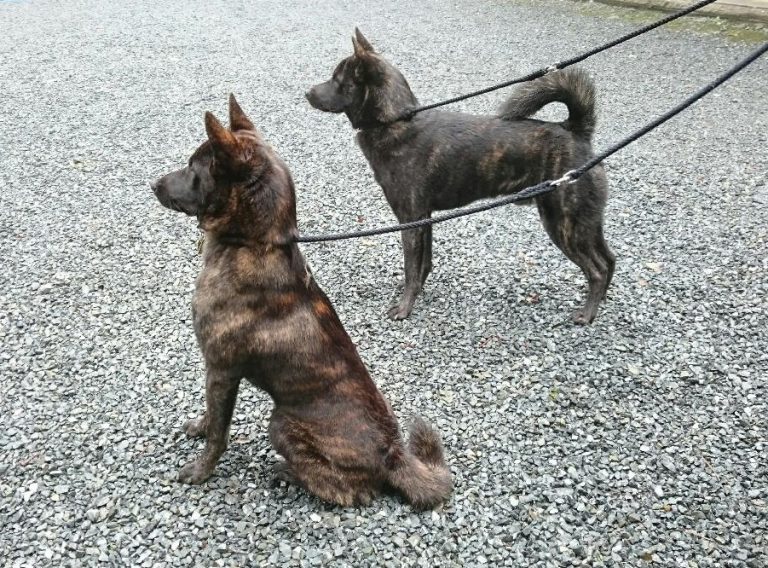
[359,142,422,206]
[191,272,221,345]
[191,265,324,370]
[190,264,249,349]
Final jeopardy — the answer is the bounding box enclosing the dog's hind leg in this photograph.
[389,226,429,320]
[277,456,376,506]
[178,368,240,484]
[271,460,302,486]
[538,202,610,324]
[269,414,379,506]
[569,247,608,325]
[420,224,433,286]
[595,228,616,299]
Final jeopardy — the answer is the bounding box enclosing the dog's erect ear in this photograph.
[352,35,366,58]
[354,28,375,53]
[352,28,375,58]
[229,94,255,132]
[204,111,237,157]
[351,30,381,82]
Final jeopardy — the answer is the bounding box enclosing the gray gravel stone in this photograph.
[1,0,767,567]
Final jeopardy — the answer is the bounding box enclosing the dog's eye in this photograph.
[192,173,200,192]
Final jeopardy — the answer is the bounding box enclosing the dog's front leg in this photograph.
[178,367,240,484]
[389,227,428,320]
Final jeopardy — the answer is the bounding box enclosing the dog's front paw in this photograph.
[178,459,214,485]
[183,416,207,438]
[387,302,413,321]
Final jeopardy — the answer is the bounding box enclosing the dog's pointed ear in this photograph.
[229,94,255,132]
[352,35,365,58]
[352,28,375,58]
[354,28,375,53]
[204,111,237,156]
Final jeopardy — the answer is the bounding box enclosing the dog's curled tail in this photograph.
[387,417,453,509]
[499,67,597,140]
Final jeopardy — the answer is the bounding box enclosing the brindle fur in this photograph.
[150,95,452,508]
[306,29,615,324]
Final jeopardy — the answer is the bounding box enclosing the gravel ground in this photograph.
[1,0,767,566]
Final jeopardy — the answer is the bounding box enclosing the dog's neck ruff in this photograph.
[353,115,411,132]
[349,111,389,131]
[350,107,417,131]
[200,233,299,259]
[354,120,388,131]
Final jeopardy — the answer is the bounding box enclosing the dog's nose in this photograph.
[149,181,159,194]
[304,91,312,101]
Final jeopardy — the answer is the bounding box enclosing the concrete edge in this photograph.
[586,0,768,24]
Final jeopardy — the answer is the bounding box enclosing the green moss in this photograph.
[572,1,768,43]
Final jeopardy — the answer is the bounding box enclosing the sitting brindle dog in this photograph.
[306,29,615,324]
[150,95,452,508]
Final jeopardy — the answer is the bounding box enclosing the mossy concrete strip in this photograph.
[573,0,768,42]
[586,0,768,25]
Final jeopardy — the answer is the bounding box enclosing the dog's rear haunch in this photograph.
[307,29,615,324]
[150,95,452,508]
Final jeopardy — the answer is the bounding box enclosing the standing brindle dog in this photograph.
[307,29,615,324]
[150,95,452,508]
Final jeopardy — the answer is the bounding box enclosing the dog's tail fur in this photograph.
[387,417,453,509]
[499,68,597,140]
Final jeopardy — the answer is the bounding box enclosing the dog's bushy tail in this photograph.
[499,68,597,140]
[387,417,453,509]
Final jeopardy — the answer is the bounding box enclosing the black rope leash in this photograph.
[295,42,767,244]
[396,0,720,120]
